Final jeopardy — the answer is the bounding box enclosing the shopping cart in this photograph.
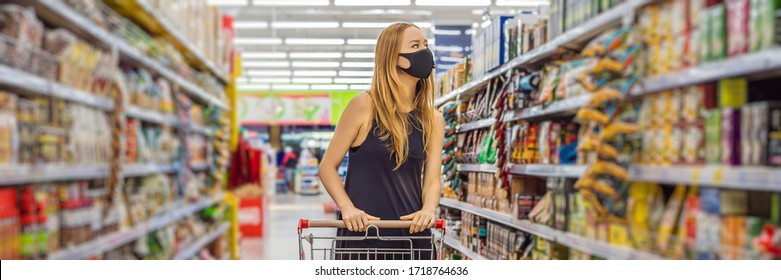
[298,219,445,260]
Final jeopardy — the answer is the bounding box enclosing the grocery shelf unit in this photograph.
[443,234,488,260]
[1,0,233,260]
[436,0,781,261]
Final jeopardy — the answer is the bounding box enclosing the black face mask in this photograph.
[399,48,434,80]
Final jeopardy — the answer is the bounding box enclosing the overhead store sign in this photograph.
[239,94,332,125]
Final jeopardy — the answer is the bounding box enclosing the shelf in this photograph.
[126,105,179,127]
[49,194,224,260]
[457,118,494,133]
[191,124,214,137]
[439,198,665,260]
[133,0,229,84]
[457,163,498,173]
[508,164,586,178]
[443,234,487,260]
[0,164,110,186]
[434,0,649,107]
[173,222,230,260]
[34,0,228,110]
[191,162,210,172]
[0,65,114,111]
[503,94,592,122]
[631,48,781,96]
[122,163,178,177]
[630,165,781,192]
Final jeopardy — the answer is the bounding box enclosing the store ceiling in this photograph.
[209,0,548,91]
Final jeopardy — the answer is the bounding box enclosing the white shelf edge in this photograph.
[457,118,495,133]
[630,165,781,192]
[508,164,586,178]
[457,163,498,173]
[0,164,110,186]
[126,105,179,127]
[438,198,666,260]
[173,222,230,260]
[191,162,210,172]
[442,234,487,260]
[49,194,224,260]
[122,163,178,177]
[504,94,592,122]
[0,65,114,111]
[191,124,215,137]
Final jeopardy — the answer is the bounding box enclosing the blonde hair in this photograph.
[370,22,436,170]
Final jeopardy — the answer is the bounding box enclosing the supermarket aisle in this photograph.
[241,193,337,260]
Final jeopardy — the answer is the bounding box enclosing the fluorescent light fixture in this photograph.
[496,0,550,6]
[335,0,409,5]
[311,84,349,90]
[207,0,248,6]
[234,38,282,45]
[349,84,370,90]
[272,21,339,28]
[272,84,310,90]
[249,77,291,83]
[439,56,465,62]
[233,21,268,29]
[339,71,373,77]
[334,78,372,84]
[237,84,270,90]
[481,20,492,28]
[347,39,376,45]
[433,29,461,36]
[342,22,393,28]
[416,0,489,5]
[341,62,374,68]
[294,70,338,77]
[242,61,290,68]
[242,52,286,59]
[344,52,375,58]
[292,61,340,68]
[413,22,432,28]
[235,77,250,83]
[285,38,345,45]
[292,78,332,83]
[246,70,291,76]
[434,45,463,52]
[289,52,342,58]
[252,0,328,6]
[465,29,475,35]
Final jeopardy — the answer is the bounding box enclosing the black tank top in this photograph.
[335,115,433,260]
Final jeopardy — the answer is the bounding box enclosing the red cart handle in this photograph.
[299,219,446,231]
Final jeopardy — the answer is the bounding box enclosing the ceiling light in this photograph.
[339,71,373,77]
[252,0,328,6]
[334,78,372,84]
[249,78,290,83]
[246,70,291,76]
[272,84,310,90]
[347,39,376,45]
[311,84,350,90]
[294,70,338,77]
[236,77,250,83]
[207,0,248,6]
[272,22,339,28]
[233,21,268,29]
[292,78,332,84]
[341,62,374,68]
[465,29,475,35]
[349,84,370,90]
[415,0,489,6]
[344,52,375,58]
[242,52,286,59]
[289,52,342,58]
[433,29,461,36]
[481,20,492,28]
[413,22,432,28]
[439,56,465,63]
[342,22,393,28]
[237,84,270,90]
[242,61,290,68]
[434,45,463,52]
[292,61,340,68]
[495,0,550,6]
[335,0,409,5]
[234,38,282,45]
[285,38,345,45]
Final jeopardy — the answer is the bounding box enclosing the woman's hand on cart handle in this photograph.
[341,206,380,232]
[400,209,436,234]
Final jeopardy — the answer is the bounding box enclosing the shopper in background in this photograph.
[319,22,444,259]
[281,146,298,192]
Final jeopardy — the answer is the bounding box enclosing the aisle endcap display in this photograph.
[440,198,667,260]
[173,222,230,260]
[443,234,488,260]
[0,165,110,186]
[126,105,179,127]
[122,162,178,177]
[48,193,224,260]
[434,0,651,107]
[0,65,114,111]
[33,0,228,110]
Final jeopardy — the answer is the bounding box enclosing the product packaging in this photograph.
[705,109,722,163]
[726,0,750,56]
[721,108,742,165]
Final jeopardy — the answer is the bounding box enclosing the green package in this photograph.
[705,109,722,164]
[698,7,711,62]
[710,4,727,60]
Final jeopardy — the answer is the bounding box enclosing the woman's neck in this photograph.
[397,71,418,113]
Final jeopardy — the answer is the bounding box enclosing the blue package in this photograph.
[700,188,721,215]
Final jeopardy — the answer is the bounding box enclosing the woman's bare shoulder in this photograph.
[341,92,372,124]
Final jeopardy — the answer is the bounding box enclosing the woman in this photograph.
[318,22,444,260]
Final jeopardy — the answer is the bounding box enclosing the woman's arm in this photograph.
[319,94,378,232]
[401,112,445,233]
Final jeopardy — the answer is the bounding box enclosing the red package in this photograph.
[726,0,750,56]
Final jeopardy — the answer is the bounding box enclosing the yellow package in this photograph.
[601,121,642,139]
[656,184,687,255]
[576,177,620,200]
[586,88,622,109]
[581,189,607,216]
[575,108,610,125]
